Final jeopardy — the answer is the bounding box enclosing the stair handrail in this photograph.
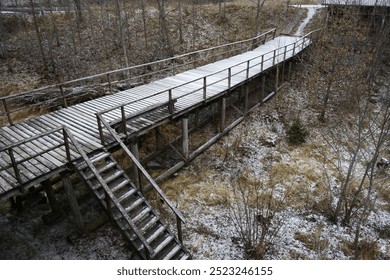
[61,126,155,257]
[95,112,186,240]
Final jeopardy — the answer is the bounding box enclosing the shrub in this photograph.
[287,120,309,145]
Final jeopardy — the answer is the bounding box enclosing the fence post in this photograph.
[228,68,231,89]
[261,55,264,72]
[177,216,183,244]
[246,61,250,79]
[96,114,105,145]
[121,106,127,136]
[63,128,72,163]
[293,42,296,56]
[273,50,277,65]
[203,77,207,100]
[9,148,22,183]
[168,89,174,116]
[59,85,68,108]
[1,99,13,126]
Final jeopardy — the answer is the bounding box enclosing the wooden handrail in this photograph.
[0,29,277,125]
[61,126,155,257]
[97,30,319,119]
[96,112,187,225]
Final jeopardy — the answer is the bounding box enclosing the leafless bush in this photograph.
[228,170,285,259]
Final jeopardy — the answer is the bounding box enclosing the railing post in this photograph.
[284,46,288,61]
[177,216,183,244]
[261,55,264,72]
[96,114,105,145]
[107,73,112,94]
[121,106,127,136]
[59,85,68,108]
[273,50,277,65]
[228,68,231,89]
[246,60,250,79]
[168,89,174,116]
[1,99,13,126]
[62,128,72,162]
[203,77,207,100]
[9,148,22,183]
[293,42,296,56]
[104,190,114,223]
[273,28,276,39]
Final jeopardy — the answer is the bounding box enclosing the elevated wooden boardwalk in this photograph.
[0,34,311,198]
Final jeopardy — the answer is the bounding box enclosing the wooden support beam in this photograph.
[219,97,226,133]
[182,117,189,160]
[42,179,61,214]
[244,83,249,114]
[288,61,292,81]
[154,127,163,151]
[62,175,85,233]
[130,140,142,192]
[261,75,266,105]
[275,65,280,93]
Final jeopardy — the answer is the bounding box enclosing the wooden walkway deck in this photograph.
[0,34,311,198]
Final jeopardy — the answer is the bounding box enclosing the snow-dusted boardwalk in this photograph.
[0,34,312,198]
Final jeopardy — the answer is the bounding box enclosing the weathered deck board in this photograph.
[0,35,310,197]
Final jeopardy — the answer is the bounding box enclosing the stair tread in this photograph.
[163,244,182,260]
[117,188,137,203]
[153,235,174,256]
[146,224,166,244]
[132,207,151,224]
[85,161,116,180]
[111,179,130,193]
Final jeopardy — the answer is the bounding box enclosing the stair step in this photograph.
[78,152,111,169]
[146,224,167,244]
[110,178,130,193]
[139,216,159,234]
[131,207,151,225]
[117,188,137,203]
[104,170,125,184]
[153,235,174,256]
[112,196,144,220]
[180,253,191,260]
[85,161,117,180]
[163,244,182,260]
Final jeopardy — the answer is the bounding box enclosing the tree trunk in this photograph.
[30,0,49,73]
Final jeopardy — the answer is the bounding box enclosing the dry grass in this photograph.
[294,225,329,255]
[341,239,381,260]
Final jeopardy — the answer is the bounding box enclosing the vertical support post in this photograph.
[177,216,183,244]
[2,99,13,126]
[121,106,127,136]
[104,190,114,223]
[246,60,250,79]
[261,55,264,72]
[63,128,72,162]
[168,89,174,116]
[9,148,22,183]
[203,77,207,100]
[42,179,61,215]
[130,141,142,192]
[293,42,296,56]
[219,97,226,133]
[154,127,163,151]
[107,73,112,93]
[282,61,286,83]
[261,75,266,105]
[182,117,189,160]
[59,85,68,108]
[275,65,280,93]
[288,61,293,81]
[62,175,85,233]
[96,114,105,145]
[228,68,231,89]
[273,50,277,65]
[244,83,249,114]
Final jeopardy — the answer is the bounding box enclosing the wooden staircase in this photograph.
[74,150,191,260]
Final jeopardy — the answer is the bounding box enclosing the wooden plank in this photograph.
[1,127,64,171]
[39,114,101,150]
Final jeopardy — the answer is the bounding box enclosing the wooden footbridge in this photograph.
[0,29,316,259]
